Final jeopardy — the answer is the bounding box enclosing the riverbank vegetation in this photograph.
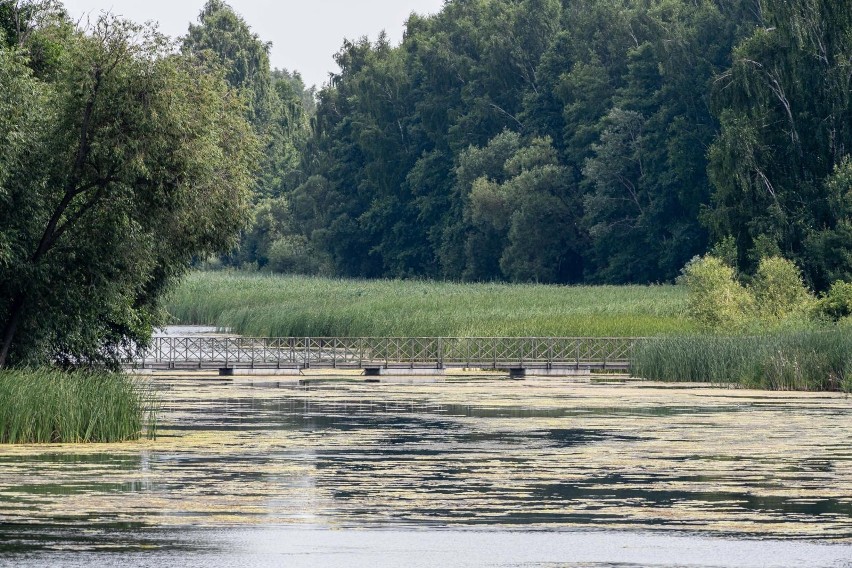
[166,271,690,337]
[169,253,850,340]
[631,254,852,391]
[168,267,852,392]
[0,2,258,443]
[0,369,156,443]
[0,3,257,368]
[633,330,852,392]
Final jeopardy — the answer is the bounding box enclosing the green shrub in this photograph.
[750,256,813,323]
[709,236,739,273]
[678,255,753,331]
[815,280,852,321]
[679,254,818,331]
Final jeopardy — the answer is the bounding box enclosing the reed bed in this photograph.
[633,330,852,391]
[166,271,692,338]
[0,369,157,444]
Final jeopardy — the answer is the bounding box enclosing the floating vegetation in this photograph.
[632,330,852,391]
[0,369,157,444]
[0,375,851,540]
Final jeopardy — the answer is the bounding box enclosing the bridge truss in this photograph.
[130,336,644,373]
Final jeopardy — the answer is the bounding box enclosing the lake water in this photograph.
[1,373,851,566]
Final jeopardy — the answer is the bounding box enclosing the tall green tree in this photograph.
[440,131,584,282]
[287,0,760,283]
[1,0,61,47]
[182,0,274,128]
[0,14,258,367]
[0,44,42,269]
[567,0,753,282]
[300,34,426,277]
[706,0,852,287]
[1,0,70,76]
[181,0,316,273]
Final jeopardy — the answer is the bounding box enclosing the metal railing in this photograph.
[129,336,644,371]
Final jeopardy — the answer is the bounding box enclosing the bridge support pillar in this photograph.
[508,368,526,379]
[219,367,234,376]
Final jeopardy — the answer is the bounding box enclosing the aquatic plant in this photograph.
[633,330,852,391]
[166,271,692,338]
[0,369,157,444]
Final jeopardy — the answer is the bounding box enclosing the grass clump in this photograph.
[633,330,852,391]
[0,369,157,444]
[165,271,693,338]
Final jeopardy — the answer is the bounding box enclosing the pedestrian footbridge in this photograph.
[128,336,642,375]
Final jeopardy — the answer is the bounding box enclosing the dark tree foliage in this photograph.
[181,1,319,271]
[182,0,275,128]
[273,0,761,283]
[182,0,848,288]
[706,0,852,289]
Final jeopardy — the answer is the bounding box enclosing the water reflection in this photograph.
[2,526,852,568]
[1,375,852,561]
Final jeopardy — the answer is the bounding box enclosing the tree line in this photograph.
[218,0,851,289]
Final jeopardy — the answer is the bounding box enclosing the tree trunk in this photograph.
[0,294,26,369]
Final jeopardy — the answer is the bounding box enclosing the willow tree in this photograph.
[707,0,852,286]
[0,15,259,367]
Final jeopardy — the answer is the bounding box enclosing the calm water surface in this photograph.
[1,374,851,566]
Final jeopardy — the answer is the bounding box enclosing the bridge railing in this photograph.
[129,336,646,370]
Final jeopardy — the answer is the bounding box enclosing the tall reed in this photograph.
[166,271,692,338]
[633,330,852,391]
[0,369,157,444]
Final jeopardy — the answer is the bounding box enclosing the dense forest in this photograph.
[198,0,850,288]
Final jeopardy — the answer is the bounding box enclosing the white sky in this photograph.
[62,0,446,88]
